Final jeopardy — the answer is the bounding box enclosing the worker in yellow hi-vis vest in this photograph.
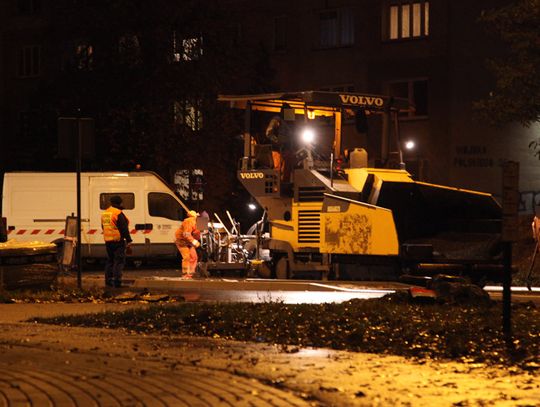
[101,195,132,288]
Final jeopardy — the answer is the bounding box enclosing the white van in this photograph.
[1,171,189,260]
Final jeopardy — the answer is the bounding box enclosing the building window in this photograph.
[233,23,243,46]
[18,111,37,138]
[174,100,203,131]
[118,34,141,65]
[76,43,94,70]
[387,79,428,117]
[319,9,355,48]
[388,1,429,40]
[273,16,287,51]
[173,32,203,62]
[174,169,204,202]
[17,46,40,77]
[320,85,355,92]
[17,0,41,15]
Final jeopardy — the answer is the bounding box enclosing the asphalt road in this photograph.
[67,267,540,304]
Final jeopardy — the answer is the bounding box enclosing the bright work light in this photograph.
[301,128,315,144]
[248,198,257,211]
[405,140,415,150]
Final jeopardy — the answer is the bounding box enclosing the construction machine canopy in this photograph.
[219,91,413,166]
[218,91,413,117]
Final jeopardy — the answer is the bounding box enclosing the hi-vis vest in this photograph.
[101,207,128,242]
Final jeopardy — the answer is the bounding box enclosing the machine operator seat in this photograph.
[254,144,275,169]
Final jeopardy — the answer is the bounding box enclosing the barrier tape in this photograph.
[8,229,151,235]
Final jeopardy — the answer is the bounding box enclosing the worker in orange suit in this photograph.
[175,210,201,279]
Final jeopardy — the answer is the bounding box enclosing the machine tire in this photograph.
[256,261,273,279]
[275,257,289,279]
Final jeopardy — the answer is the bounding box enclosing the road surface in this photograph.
[64,268,540,304]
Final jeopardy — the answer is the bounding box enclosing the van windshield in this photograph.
[148,192,183,220]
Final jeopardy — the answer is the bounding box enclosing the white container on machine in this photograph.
[349,148,368,168]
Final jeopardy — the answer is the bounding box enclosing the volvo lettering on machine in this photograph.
[339,94,384,107]
[240,172,265,179]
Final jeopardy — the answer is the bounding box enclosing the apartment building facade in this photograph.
[231,0,540,212]
[2,0,539,212]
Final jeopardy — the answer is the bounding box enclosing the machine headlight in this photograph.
[301,128,315,144]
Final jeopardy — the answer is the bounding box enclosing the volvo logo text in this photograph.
[240,172,264,179]
[339,94,384,107]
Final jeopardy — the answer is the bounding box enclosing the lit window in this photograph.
[387,79,428,117]
[319,9,355,48]
[388,1,429,40]
[173,169,204,202]
[274,16,287,51]
[173,32,203,62]
[17,45,40,77]
[174,100,203,131]
[76,44,94,70]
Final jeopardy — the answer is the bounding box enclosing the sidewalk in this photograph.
[1,302,539,407]
[0,315,311,406]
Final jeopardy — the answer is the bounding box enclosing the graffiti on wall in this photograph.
[495,190,540,214]
[518,190,540,214]
[454,145,540,214]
